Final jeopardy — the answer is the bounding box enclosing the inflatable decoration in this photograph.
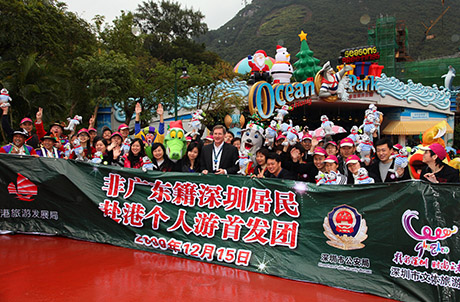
[64,115,82,132]
[224,113,245,138]
[165,120,186,162]
[247,50,271,85]
[442,65,456,91]
[271,45,293,84]
[408,120,453,179]
[233,56,275,75]
[0,88,12,107]
[314,61,352,103]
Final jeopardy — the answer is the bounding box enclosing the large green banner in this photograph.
[1,154,459,301]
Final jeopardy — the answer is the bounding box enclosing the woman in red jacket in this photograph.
[122,138,146,169]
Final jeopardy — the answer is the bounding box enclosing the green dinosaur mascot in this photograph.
[164,120,187,161]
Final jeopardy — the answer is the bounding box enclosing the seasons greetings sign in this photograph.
[0,155,459,302]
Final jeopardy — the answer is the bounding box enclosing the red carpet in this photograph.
[0,234,395,302]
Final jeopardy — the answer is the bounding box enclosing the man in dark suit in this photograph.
[367,138,410,183]
[200,125,239,175]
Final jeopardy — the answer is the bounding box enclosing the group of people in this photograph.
[1,104,458,184]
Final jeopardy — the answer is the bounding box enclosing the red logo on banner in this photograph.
[7,173,38,201]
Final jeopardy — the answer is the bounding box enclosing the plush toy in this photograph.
[91,151,103,164]
[165,120,186,162]
[264,120,278,147]
[122,138,132,155]
[368,104,383,127]
[0,88,12,107]
[356,134,375,164]
[359,113,376,139]
[63,141,72,158]
[315,171,327,186]
[247,50,271,84]
[71,138,84,161]
[271,45,293,84]
[64,115,82,132]
[240,122,265,164]
[186,109,206,138]
[389,147,409,174]
[315,115,346,137]
[354,168,375,184]
[274,105,291,124]
[324,171,338,185]
[236,150,251,175]
[348,126,360,143]
[283,125,300,146]
[141,156,154,172]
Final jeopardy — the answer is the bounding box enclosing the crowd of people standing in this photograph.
[1,104,458,184]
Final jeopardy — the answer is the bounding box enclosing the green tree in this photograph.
[293,31,322,82]
[133,0,217,64]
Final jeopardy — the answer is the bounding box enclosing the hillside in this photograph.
[198,0,460,66]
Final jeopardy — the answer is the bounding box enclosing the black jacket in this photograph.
[200,143,239,174]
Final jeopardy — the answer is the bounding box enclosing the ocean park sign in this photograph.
[248,77,377,119]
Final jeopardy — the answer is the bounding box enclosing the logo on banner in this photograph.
[323,205,368,250]
[7,173,38,201]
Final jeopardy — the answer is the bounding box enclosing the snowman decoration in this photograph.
[0,88,12,107]
[270,45,293,84]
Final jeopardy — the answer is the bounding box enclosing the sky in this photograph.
[64,0,247,30]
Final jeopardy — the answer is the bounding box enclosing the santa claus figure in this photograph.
[247,50,271,84]
[271,45,293,84]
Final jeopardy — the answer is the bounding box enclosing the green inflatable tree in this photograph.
[293,31,322,82]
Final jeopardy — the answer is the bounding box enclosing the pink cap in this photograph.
[118,123,129,131]
[420,143,447,161]
[186,136,192,142]
[20,117,33,125]
[302,133,313,141]
[346,154,361,165]
[324,155,339,164]
[325,141,338,148]
[111,131,122,138]
[77,128,89,135]
[88,127,97,133]
[313,147,327,157]
[276,134,286,141]
[340,137,355,147]
[204,135,214,141]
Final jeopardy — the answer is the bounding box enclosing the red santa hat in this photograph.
[254,50,267,57]
[169,120,184,129]
[1,88,9,96]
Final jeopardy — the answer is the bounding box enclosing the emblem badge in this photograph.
[7,173,38,201]
[323,205,368,250]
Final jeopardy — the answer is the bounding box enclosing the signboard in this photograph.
[1,155,459,301]
[339,45,380,64]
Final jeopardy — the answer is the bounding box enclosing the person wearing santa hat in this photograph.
[247,50,271,84]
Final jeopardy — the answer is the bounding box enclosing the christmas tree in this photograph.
[293,31,322,82]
